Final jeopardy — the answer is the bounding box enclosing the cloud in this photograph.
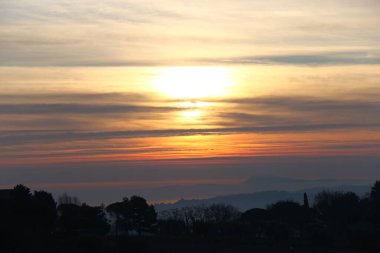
[320,142,380,150]
[217,112,283,125]
[0,91,173,115]
[0,146,173,159]
[0,57,162,67]
[200,51,380,66]
[209,94,380,129]
[0,1,182,24]
[0,92,155,103]
[1,1,379,67]
[0,103,177,114]
[223,95,380,112]
[3,51,380,67]
[214,112,300,128]
[1,93,379,145]
[1,122,379,147]
[0,92,177,131]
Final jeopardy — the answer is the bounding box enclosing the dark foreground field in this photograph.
[142,238,376,253]
[18,236,376,253]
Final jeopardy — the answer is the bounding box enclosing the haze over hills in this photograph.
[33,174,373,206]
[155,176,372,212]
[147,175,372,203]
[41,174,373,206]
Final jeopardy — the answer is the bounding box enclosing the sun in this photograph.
[151,67,234,99]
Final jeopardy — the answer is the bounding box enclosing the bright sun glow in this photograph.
[151,67,234,99]
[180,109,202,118]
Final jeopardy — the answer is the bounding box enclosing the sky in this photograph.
[1,0,380,204]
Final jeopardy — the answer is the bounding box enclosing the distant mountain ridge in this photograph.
[241,175,371,192]
[147,175,373,205]
[155,184,371,212]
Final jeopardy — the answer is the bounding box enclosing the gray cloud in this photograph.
[0,147,173,159]
[320,142,380,150]
[0,1,183,25]
[208,95,380,130]
[223,96,380,112]
[0,92,157,103]
[0,103,177,114]
[1,93,379,144]
[203,51,380,66]
[4,51,380,67]
[0,92,176,116]
[0,58,162,67]
[1,123,379,146]
[214,112,293,127]
[0,92,176,131]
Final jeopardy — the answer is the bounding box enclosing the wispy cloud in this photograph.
[0,92,155,103]
[1,93,379,142]
[209,94,380,127]
[0,92,176,131]
[3,51,380,67]
[0,103,177,114]
[1,123,379,147]
[201,51,380,66]
[1,1,379,67]
[222,95,380,112]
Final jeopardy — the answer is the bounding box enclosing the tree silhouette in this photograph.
[158,204,240,236]
[369,181,380,229]
[57,203,82,234]
[58,193,81,206]
[240,208,271,239]
[241,208,271,222]
[78,204,110,235]
[303,192,310,209]
[268,200,305,225]
[10,185,34,242]
[128,196,157,235]
[204,204,240,224]
[107,196,156,236]
[370,181,380,201]
[0,185,58,249]
[314,191,360,223]
[33,190,57,236]
[57,203,109,236]
[314,191,360,240]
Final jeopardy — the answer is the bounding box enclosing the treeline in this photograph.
[0,185,157,252]
[159,190,380,245]
[0,181,380,252]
